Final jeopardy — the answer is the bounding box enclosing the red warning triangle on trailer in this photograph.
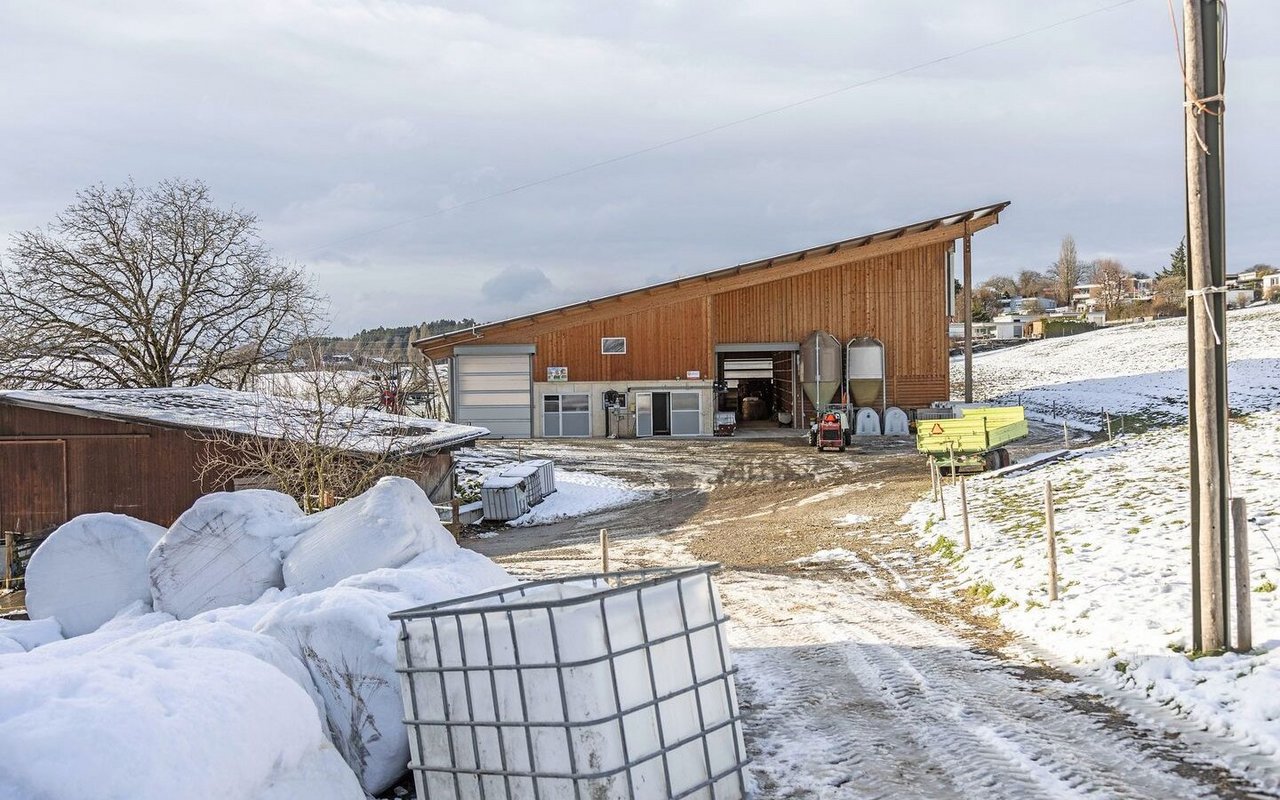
[930,422,945,435]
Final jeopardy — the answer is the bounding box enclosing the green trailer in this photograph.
[916,406,1029,473]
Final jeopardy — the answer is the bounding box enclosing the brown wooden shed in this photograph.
[0,387,487,535]
[416,202,1009,438]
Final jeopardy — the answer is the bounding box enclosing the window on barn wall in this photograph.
[601,337,627,355]
[543,393,590,437]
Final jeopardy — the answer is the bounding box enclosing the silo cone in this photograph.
[800,331,843,410]
[846,337,885,409]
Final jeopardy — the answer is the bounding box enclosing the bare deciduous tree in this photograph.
[1048,235,1083,306]
[1015,269,1049,301]
[1093,258,1132,312]
[1153,274,1188,316]
[197,365,444,512]
[0,179,321,389]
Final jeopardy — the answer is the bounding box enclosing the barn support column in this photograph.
[963,229,974,404]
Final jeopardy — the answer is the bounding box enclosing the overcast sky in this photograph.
[2,0,1277,335]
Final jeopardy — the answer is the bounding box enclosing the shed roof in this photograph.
[0,386,487,456]
[415,201,1009,354]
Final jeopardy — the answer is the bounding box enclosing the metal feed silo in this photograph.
[799,330,843,411]
[846,336,886,411]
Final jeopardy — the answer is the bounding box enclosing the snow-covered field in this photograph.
[956,305,1280,430]
[912,306,1280,771]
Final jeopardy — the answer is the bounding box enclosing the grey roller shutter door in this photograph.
[454,353,533,437]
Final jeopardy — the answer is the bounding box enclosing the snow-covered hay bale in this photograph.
[101,619,329,724]
[282,477,455,594]
[255,586,408,794]
[24,513,165,637]
[149,490,305,619]
[0,636,24,655]
[0,645,363,800]
[0,617,63,651]
[258,549,515,794]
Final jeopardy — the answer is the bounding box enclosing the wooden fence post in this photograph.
[2,532,13,590]
[1062,420,1069,449]
[1105,411,1113,441]
[1045,479,1058,601]
[930,457,939,502]
[947,443,957,486]
[1231,498,1252,652]
[600,528,610,574]
[960,477,972,551]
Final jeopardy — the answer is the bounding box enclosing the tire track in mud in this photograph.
[725,572,1264,800]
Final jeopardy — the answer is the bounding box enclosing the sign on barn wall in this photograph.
[547,366,568,382]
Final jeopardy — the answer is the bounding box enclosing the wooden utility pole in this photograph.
[1183,0,1230,653]
[1045,480,1059,602]
[963,231,974,403]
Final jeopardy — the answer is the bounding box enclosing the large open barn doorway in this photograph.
[715,343,800,430]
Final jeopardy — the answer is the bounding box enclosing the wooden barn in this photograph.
[0,387,487,535]
[415,202,1009,438]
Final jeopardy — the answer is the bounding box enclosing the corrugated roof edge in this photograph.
[0,387,489,456]
[413,200,1010,348]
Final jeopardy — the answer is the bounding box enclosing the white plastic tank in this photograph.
[845,336,886,409]
[883,407,910,436]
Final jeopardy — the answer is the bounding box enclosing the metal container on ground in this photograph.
[845,336,886,410]
[799,330,842,415]
[499,464,545,505]
[479,475,530,522]
[523,459,556,496]
[391,565,750,800]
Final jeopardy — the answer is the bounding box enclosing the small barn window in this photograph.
[601,337,627,355]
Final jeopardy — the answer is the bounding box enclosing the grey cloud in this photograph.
[1,1,1277,334]
[481,266,554,305]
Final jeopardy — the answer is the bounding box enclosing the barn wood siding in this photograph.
[713,243,950,408]
[0,405,225,530]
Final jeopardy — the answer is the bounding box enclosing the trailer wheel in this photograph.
[808,430,818,447]
[996,448,1012,469]
[983,452,999,471]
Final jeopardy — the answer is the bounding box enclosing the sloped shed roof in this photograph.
[0,386,487,456]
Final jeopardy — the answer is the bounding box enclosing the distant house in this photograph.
[1263,273,1280,300]
[0,387,486,534]
[991,313,1040,340]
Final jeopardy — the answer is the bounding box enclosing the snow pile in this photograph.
[507,470,643,527]
[149,490,306,618]
[8,477,518,797]
[954,304,1280,429]
[282,477,457,592]
[258,548,513,793]
[23,513,165,636]
[0,617,63,651]
[0,644,363,800]
[903,409,1280,758]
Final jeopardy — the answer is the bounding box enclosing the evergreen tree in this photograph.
[1159,239,1187,280]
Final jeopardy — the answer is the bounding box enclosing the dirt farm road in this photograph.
[463,433,1276,799]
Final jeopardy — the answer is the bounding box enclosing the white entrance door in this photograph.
[635,392,653,437]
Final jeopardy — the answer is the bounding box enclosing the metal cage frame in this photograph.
[391,565,749,800]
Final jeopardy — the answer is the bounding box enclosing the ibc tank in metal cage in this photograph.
[391,565,749,800]
[845,336,886,411]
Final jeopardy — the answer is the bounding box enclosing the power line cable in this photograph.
[309,0,1144,255]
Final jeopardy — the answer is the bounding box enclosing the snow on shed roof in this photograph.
[0,386,487,456]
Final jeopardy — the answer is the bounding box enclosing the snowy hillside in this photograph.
[954,305,1280,430]
[907,411,1280,768]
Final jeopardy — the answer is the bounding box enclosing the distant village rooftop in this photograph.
[0,386,487,456]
